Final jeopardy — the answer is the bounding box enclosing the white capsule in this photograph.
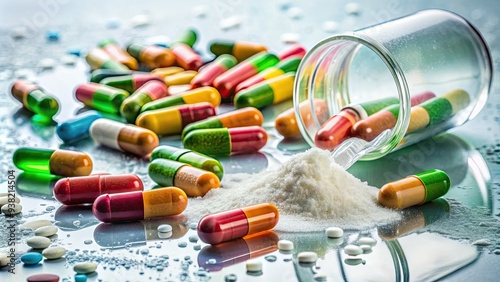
[358,237,377,246]
[277,240,294,251]
[246,259,262,272]
[298,251,318,263]
[0,196,20,206]
[325,227,343,238]
[61,55,78,66]
[344,245,363,256]
[193,5,208,18]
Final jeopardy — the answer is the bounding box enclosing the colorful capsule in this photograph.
[92,187,188,223]
[164,70,198,86]
[150,145,224,180]
[407,89,470,134]
[151,66,184,79]
[89,69,135,83]
[278,44,307,60]
[54,174,143,205]
[85,48,129,71]
[213,52,280,99]
[75,83,130,114]
[98,39,139,70]
[136,102,215,136]
[209,40,268,62]
[13,148,93,177]
[173,28,197,48]
[170,29,202,70]
[148,159,220,197]
[140,86,221,112]
[352,91,437,141]
[314,97,399,150]
[56,111,103,143]
[11,80,59,119]
[183,126,268,156]
[235,57,301,93]
[275,99,329,138]
[100,73,164,94]
[120,81,168,123]
[90,118,159,157]
[190,54,238,88]
[197,203,279,245]
[126,43,176,69]
[182,107,263,139]
[234,72,295,109]
[198,231,279,272]
[378,169,451,209]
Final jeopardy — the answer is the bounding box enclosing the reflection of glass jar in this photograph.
[294,9,492,167]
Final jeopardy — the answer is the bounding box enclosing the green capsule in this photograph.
[234,73,295,109]
[416,169,451,202]
[89,69,134,83]
[351,97,400,118]
[75,83,129,114]
[151,145,223,180]
[100,73,164,94]
[140,87,221,113]
[173,28,198,48]
[11,80,59,119]
[120,81,168,123]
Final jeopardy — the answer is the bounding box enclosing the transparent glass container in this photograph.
[294,9,492,168]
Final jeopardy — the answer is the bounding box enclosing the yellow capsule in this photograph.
[140,87,221,112]
[164,71,198,86]
[151,67,185,79]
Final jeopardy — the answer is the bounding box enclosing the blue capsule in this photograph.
[56,111,102,143]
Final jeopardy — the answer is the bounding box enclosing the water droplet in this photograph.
[265,255,277,262]
[84,239,93,245]
[225,273,237,282]
[207,258,217,264]
[178,241,188,248]
[73,220,81,227]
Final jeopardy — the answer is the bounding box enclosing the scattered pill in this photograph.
[100,73,164,94]
[345,2,362,15]
[0,196,20,206]
[151,145,224,180]
[38,58,57,70]
[493,249,500,255]
[170,28,203,70]
[27,236,51,249]
[358,237,377,246]
[325,227,344,238]
[56,111,103,143]
[344,257,364,266]
[224,273,238,282]
[27,274,60,282]
[90,118,159,157]
[234,72,295,109]
[0,253,9,267]
[137,102,216,136]
[183,126,268,156]
[74,262,98,274]
[322,21,339,32]
[276,99,328,138]
[74,274,88,282]
[127,43,175,69]
[46,30,60,41]
[85,48,129,71]
[344,245,363,256]
[1,203,22,215]
[472,239,491,246]
[141,86,221,112]
[360,245,372,253]
[286,7,303,19]
[20,220,52,230]
[130,14,151,28]
[13,147,93,177]
[297,251,318,263]
[198,203,279,245]
[178,241,188,248]
[219,15,243,31]
[11,80,59,119]
[158,224,173,233]
[182,107,263,139]
[210,41,267,62]
[193,5,208,18]
[98,39,138,70]
[42,246,67,259]
[75,83,130,114]
[246,259,262,272]
[191,54,238,88]
[151,66,184,79]
[120,80,168,123]
[277,239,294,251]
[378,169,451,209]
[92,187,188,223]
[280,33,300,44]
[21,252,43,265]
[189,235,199,243]
[35,225,58,237]
[11,26,28,39]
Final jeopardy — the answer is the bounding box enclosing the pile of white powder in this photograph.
[187,148,400,232]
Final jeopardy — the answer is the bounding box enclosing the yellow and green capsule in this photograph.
[140,86,221,112]
[234,72,295,109]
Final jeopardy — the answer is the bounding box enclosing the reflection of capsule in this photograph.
[98,39,139,70]
[75,83,130,114]
[16,172,59,198]
[140,87,221,112]
[92,187,188,223]
[56,111,102,143]
[198,231,279,272]
[377,198,450,240]
[90,119,159,157]
[54,205,99,231]
[13,148,93,177]
[183,126,268,156]
[93,216,189,248]
[198,203,279,245]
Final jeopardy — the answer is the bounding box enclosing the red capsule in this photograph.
[54,174,144,205]
[314,108,360,150]
[171,43,203,71]
[278,44,307,60]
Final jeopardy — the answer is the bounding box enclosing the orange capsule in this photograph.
[127,43,176,69]
[275,99,328,138]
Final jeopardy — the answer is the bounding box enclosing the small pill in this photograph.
[190,54,238,88]
[98,39,138,70]
[277,44,306,60]
[344,257,364,266]
[246,259,262,272]
[360,245,372,253]
[325,227,344,238]
[74,274,88,282]
[275,99,328,138]
[130,14,150,28]
[38,58,57,70]
[27,274,60,282]
[27,236,51,249]
[73,262,98,274]
[85,48,129,72]
[0,196,20,206]
[344,245,363,256]
[297,251,318,263]
[158,231,172,239]
[35,226,58,237]
[120,80,168,123]
[1,203,22,215]
[158,224,173,233]
[11,80,59,119]
[280,33,300,44]
[100,73,164,95]
[358,237,377,246]
[277,239,294,251]
[127,43,175,69]
[21,252,43,265]
[0,254,9,267]
[219,15,243,31]
[472,239,491,246]
[75,83,130,114]
[20,219,52,230]
[46,30,60,41]
[42,246,67,259]
[140,86,221,113]
[11,26,28,39]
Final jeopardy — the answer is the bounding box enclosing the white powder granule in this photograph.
[187,148,401,232]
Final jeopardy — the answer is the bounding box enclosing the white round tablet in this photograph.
[325,227,344,238]
[344,245,363,256]
[298,251,318,263]
[358,237,377,246]
[246,259,262,272]
[277,240,294,251]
